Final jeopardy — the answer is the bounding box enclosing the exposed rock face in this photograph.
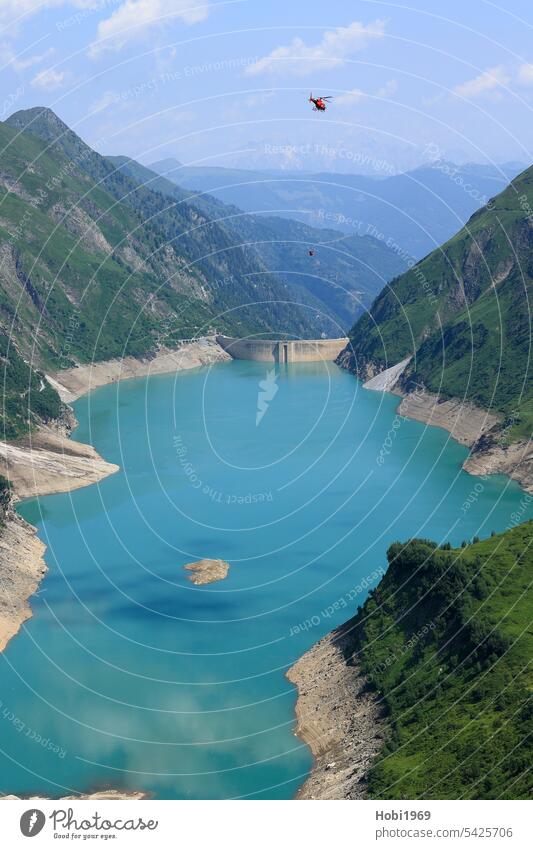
[184,559,230,585]
[0,510,47,652]
[287,625,386,800]
[464,436,533,494]
[363,357,411,391]
[0,430,119,500]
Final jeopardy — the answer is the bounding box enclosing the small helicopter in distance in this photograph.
[309,92,332,112]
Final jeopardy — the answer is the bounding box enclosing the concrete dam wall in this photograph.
[216,335,348,363]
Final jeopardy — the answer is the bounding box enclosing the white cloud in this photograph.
[31,67,67,90]
[245,19,386,77]
[376,78,398,98]
[245,91,275,106]
[90,89,120,112]
[0,42,54,71]
[89,0,210,56]
[517,63,533,86]
[453,65,510,99]
[0,0,94,26]
[335,88,365,107]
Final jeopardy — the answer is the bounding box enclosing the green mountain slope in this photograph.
[0,108,343,440]
[345,166,533,440]
[349,524,533,799]
[2,107,317,367]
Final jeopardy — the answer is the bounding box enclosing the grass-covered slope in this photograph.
[350,524,533,799]
[346,166,533,439]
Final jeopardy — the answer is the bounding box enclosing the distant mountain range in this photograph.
[109,155,407,332]
[149,158,522,260]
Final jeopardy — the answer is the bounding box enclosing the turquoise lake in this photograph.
[2,359,532,799]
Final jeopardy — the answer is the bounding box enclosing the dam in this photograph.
[216,335,348,363]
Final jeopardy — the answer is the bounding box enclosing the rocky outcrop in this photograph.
[0,509,47,652]
[217,335,348,364]
[184,559,230,585]
[0,429,119,500]
[287,625,386,800]
[464,435,533,493]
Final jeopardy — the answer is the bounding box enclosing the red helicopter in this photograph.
[309,92,332,111]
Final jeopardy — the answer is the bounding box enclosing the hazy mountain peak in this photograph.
[149,157,184,175]
[6,107,94,163]
[8,106,71,138]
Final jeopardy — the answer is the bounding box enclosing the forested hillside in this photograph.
[3,107,318,370]
[350,525,533,799]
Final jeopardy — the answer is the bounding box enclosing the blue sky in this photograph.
[1,0,533,173]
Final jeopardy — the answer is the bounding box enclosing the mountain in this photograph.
[0,107,407,439]
[343,165,533,444]
[4,107,318,355]
[0,108,321,437]
[109,156,407,330]
[149,157,521,260]
[348,524,533,799]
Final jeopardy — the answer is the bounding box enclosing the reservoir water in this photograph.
[2,360,531,799]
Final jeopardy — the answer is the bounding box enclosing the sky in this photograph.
[1,0,533,174]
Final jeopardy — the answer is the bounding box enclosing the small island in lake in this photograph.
[184,559,230,585]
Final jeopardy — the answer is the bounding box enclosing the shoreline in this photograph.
[339,352,533,494]
[289,352,532,800]
[3,341,530,802]
[394,390,533,494]
[0,338,230,657]
[1,790,149,801]
[0,510,47,653]
[50,338,230,402]
[287,624,386,800]
[0,337,230,801]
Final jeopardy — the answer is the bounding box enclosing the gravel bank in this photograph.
[287,624,386,799]
[51,338,230,402]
